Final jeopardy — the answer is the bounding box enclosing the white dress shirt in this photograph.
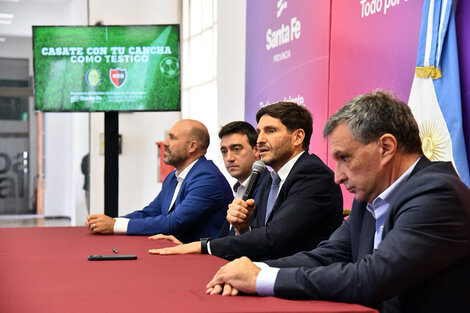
[233,176,251,199]
[222,177,251,236]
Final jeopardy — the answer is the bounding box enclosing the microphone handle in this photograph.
[242,171,261,201]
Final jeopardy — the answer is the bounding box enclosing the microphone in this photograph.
[242,161,266,201]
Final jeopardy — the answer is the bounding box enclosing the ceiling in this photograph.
[0,0,81,39]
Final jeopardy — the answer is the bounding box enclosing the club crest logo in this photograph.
[109,68,127,88]
[86,69,101,87]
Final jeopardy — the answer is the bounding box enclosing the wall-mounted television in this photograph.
[33,25,180,112]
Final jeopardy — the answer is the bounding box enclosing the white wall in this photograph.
[41,0,89,225]
[89,0,180,25]
[43,112,89,223]
[88,0,182,217]
[217,0,247,125]
[216,0,247,185]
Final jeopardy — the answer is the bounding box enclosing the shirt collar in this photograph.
[272,151,304,183]
[233,181,241,194]
[174,158,198,183]
[234,176,251,192]
[376,157,420,204]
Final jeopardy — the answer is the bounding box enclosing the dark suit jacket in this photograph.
[210,152,343,261]
[124,156,233,242]
[266,157,470,313]
[216,170,270,238]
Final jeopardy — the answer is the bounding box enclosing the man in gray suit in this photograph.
[206,90,470,313]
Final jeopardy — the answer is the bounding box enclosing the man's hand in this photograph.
[227,198,256,235]
[206,283,240,296]
[149,241,201,255]
[148,234,183,245]
[85,214,115,234]
[206,256,260,296]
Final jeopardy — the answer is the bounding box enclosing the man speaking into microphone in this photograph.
[150,103,343,261]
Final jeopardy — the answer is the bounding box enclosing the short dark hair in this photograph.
[218,121,258,147]
[323,90,422,154]
[256,102,313,150]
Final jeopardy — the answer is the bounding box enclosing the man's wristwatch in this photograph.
[200,237,212,254]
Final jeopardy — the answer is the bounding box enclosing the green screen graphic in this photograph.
[33,25,180,111]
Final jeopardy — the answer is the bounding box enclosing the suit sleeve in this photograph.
[210,161,342,260]
[125,169,231,235]
[264,217,353,268]
[272,174,470,306]
[264,200,371,268]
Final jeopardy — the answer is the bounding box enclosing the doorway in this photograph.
[0,57,37,215]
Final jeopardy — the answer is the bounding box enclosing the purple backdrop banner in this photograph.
[245,0,331,160]
[245,0,470,209]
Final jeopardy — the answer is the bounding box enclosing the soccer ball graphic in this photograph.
[159,56,179,78]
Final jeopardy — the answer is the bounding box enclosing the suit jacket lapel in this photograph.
[349,201,375,261]
[359,156,431,257]
[264,153,308,223]
[407,155,432,180]
[167,157,205,214]
[358,209,375,259]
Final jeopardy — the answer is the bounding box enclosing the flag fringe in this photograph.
[415,66,442,79]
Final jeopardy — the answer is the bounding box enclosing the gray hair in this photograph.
[323,90,422,154]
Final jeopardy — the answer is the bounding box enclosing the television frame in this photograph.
[32,24,181,112]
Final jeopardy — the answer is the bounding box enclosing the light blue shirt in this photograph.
[366,158,419,249]
[255,157,421,296]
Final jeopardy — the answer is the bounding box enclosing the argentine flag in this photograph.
[408,0,470,186]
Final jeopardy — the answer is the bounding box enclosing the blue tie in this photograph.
[265,173,281,223]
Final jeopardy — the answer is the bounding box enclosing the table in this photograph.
[0,227,378,313]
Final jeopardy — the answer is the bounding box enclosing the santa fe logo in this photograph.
[110,68,127,88]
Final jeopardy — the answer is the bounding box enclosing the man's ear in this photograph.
[378,133,397,165]
[188,140,198,154]
[253,145,260,160]
[292,129,305,148]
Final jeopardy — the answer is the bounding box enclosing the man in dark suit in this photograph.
[150,103,343,261]
[206,91,470,312]
[148,121,268,245]
[85,119,233,243]
[215,121,269,237]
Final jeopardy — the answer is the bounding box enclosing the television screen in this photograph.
[33,25,180,111]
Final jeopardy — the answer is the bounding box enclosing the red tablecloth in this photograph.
[0,227,378,313]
